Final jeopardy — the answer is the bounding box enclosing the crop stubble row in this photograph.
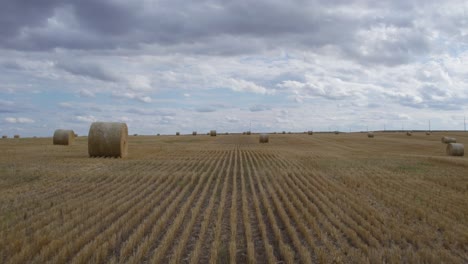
[0,134,467,263]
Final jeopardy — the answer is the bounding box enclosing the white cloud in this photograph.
[58,102,73,108]
[112,91,153,103]
[220,78,272,95]
[138,96,152,103]
[75,115,97,123]
[4,117,35,124]
[127,75,152,91]
[226,116,239,123]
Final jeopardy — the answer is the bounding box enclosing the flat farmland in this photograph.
[0,132,467,263]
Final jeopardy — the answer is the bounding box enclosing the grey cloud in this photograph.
[0,0,452,66]
[0,0,62,38]
[55,61,119,82]
[195,107,216,113]
[1,61,24,70]
[249,105,271,112]
[126,108,175,116]
[0,100,17,113]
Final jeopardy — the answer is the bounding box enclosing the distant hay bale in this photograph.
[426,132,431,135]
[157,133,160,136]
[259,134,269,143]
[88,122,128,158]
[441,136,456,144]
[334,131,339,135]
[210,130,217,136]
[446,143,464,156]
[308,131,313,135]
[367,132,374,138]
[53,129,75,145]
[2,135,7,139]
[406,131,412,136]
[176,132,180,136]
[192,131,197,136]
[133,134,138,136]
[14,135,20,138]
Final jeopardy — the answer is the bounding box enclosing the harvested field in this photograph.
[0,132,467,263]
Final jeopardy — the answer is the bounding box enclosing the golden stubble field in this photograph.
[0,132,467,263]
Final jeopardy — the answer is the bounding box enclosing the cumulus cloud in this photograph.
[220,78,271,95]
[111,91,153,103]
[1,0,468,135]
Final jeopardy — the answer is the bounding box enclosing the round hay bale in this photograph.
[210,130,217,136]
[2,135,7,139]
[308,131,313,135]
[133,134,138,136]
[406,131,412,136]
[157,133,160,136]
[14,135,20,139]
[259,134,269,143]
[426,132,431,135]
[176,132,180,136]
[441,136,456,144]
[334,131,339,135]
[53,129,75,145]
[446,143,464,156]
[88,122,128,158]
[367,132,374,138]
[192,131,197,136]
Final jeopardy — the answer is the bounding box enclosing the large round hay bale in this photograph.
[192,131,197,136]
[14,135,20,138]
[210,130,217,136]
[88,122,128,158]
[446,143,464,156]
[53,129,75,145]
[259,134,269,143]
[406,131,412,136]
[308,131,313,135]
[441,136,456,144]
[176,132,180,136]
[2,135,7,139]
[368,132,374,138]
[426,132,431,135]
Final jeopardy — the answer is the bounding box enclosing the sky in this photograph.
[1,0,468,137]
